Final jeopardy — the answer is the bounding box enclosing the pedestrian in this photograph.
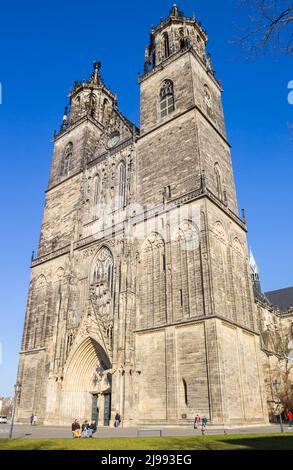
[71,419,81,438]
[194,414,200,429]
[114,412,121,428]
[201,416,207,435]
[30,413,34,426]
[287,410,293,428]
[32,414,38,426]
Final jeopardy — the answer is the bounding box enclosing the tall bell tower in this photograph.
[135,5,268,425]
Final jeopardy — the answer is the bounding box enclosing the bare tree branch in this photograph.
[235,0,293,57]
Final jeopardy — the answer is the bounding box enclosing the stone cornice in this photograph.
[53,114,105,142]
[139,47,221,92]
[135,314,259,336]
[138,102,230,149]
[31,185,246,267]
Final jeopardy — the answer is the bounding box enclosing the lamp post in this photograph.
[9,381,21,439]
[272,379,284,433]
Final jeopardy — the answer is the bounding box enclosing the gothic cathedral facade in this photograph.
[16,6,268,426]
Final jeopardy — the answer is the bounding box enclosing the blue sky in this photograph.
[0,0,292,396]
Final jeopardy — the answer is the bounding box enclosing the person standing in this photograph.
[287,410,293,428]
[114,413,121,428]
[194,414,200,429]
[32,414,37,426]
[201,416,207,435]
[30,413,34,426]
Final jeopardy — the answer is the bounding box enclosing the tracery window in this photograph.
[93,174,101,217]
[118,161,126,209]
[160,80,175,118]
[61,142,73,177]
[92,247,114,295]
[163,32,170,58]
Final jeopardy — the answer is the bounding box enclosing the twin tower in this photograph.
[17,5,268,426]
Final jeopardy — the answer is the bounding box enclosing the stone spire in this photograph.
[90,60,102,85]
[250,250,262,296]
[169,4,184,18]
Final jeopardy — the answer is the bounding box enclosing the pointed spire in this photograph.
[169,3,184,18]
[62,105,68,123]
[91,60,101,85]
[249,250,259,275]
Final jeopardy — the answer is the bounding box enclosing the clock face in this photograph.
[108,132,120,148]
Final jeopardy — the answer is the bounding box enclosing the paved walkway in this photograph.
[0,423,291,439]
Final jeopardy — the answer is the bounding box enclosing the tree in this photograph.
[236,0,293,56]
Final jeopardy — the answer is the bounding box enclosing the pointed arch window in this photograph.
[61,142,73,177]
[163,32,170,58]
[91,247,114,295]
[160,80,175,118]
[214,163,222,200]
[93,174,101,217]
[204,85,212,109]
[118,161,126,209]
[101,98,109,123]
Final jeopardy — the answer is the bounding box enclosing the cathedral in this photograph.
[16,5,293,427]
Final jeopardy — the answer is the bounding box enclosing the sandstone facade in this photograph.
[17,5,289,427]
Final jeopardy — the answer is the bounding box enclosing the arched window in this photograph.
[163,32,170,58]
[101,98,108,123]
[204,85,212,109]
[92,247,114,295]
[214,163,222,200]
[183,379,188,406]
[118,161,126,209]
[93,174,101,217]
[160,80,175,118]
[61,142,73,177]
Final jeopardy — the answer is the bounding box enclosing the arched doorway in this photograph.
[60,337,112,426]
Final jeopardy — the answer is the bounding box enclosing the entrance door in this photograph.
[103,393,111,426]
[91,394,99,424]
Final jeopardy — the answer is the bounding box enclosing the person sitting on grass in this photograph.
[71,419,81,438]
[82,420,93,437]
[90,420,97,435]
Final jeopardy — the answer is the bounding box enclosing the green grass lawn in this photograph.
[0,434,293,450]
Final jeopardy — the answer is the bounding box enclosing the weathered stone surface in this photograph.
[17,6,290,428]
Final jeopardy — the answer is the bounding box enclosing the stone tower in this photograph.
[16,5,268,426]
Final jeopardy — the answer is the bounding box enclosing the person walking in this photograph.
[30,413,34,426]
[201,416,207,435]
[32,414,38,426]
[194,414,200,429]
[287,410,293,428]
[114,412,121,428]
[71,419,81,438]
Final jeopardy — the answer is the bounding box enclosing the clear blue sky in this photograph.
[0,0,292,396]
